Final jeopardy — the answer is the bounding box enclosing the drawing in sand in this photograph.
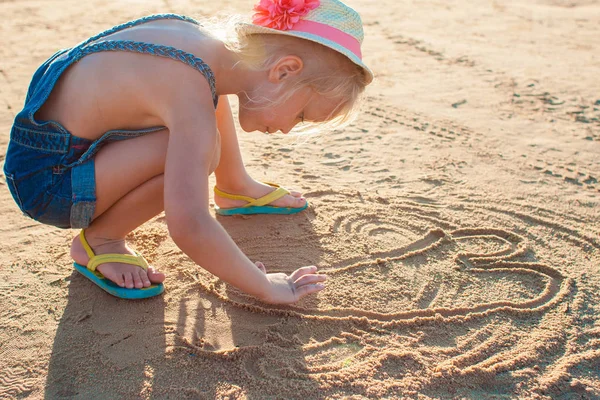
[1,0,599,398]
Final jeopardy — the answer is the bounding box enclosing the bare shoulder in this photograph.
[146,58,214,120]
[37,20,222,141]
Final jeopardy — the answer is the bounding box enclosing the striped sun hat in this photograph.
[236,0,374,84]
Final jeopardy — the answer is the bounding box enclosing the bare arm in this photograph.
[153,65,325,303]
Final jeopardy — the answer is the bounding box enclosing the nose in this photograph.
[281,119,300,134]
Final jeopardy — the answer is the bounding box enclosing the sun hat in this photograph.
[236,0,374,84]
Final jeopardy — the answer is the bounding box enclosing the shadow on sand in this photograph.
[45,211,326,398]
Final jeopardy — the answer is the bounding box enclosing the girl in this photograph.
[3,0,373,302]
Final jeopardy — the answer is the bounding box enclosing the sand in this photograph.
[1,0,599,398]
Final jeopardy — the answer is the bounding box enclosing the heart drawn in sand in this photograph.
[202,227,569,324]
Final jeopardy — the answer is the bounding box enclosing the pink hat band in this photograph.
[286,19,362,59]
[240,0,374,83]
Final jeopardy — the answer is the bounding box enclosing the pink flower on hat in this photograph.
[252,0,320,30]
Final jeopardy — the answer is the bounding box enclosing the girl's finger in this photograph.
[294,273,327,287]
[289,265,318,281]
[294,283,325,300]
[255,261,267,274]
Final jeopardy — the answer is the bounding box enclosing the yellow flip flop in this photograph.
[73,230,164,299]
[214,182,308,216]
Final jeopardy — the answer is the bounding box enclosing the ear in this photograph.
[268,55,304,83]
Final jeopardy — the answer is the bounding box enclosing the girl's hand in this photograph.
[254,262,327,304]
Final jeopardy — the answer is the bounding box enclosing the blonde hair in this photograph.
[201,15,368,133]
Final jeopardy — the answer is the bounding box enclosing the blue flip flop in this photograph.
[74,231,164,299]
[214,182,309,216]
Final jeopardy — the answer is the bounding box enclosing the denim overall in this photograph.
[3,14,218,229]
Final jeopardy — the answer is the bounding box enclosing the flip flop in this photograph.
[214,182,309,216]
[73,230,164,299]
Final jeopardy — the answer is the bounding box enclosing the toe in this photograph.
[140,270,152,287]
[255,261,267,273]
[113,274,126,288]
[124,272,135,289]
[289,189,303,198]
[147,266,166,284]
[293,196,307,208]
[132,271,144,289]
[276,194,306,208]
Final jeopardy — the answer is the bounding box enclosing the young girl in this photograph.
[3,0,373,302]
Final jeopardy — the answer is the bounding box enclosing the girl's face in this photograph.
[238,86,340,134]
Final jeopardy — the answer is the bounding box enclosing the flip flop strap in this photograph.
[213,184,290,208]
[79,230,96,259]
[79,230,149,273]
[245,187,290,207]
[213,187,256,203]
[88,253,149,273]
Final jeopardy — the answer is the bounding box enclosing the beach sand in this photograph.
[0,0,599,398]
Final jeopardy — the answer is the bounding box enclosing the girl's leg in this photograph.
[213,96,306,209]
[70,129,169,289]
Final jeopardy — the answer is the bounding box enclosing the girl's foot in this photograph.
[70,234,165,289]
[214,179,307,210]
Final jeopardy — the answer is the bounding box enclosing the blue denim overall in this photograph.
[3,14,218,229]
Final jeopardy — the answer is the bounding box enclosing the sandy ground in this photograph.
[1,0,599,398]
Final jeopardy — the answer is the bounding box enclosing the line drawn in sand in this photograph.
[201,228,570,325]
[171,193,587,388]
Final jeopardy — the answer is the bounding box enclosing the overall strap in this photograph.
[76,40,218,109]
[78,14,199,48]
